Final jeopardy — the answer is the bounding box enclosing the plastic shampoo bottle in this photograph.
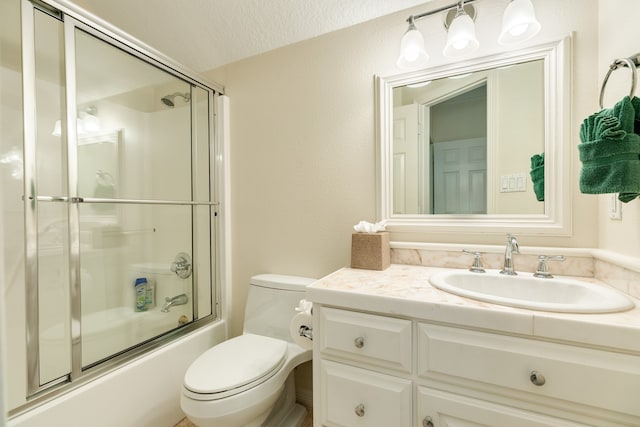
[134,278,147,312]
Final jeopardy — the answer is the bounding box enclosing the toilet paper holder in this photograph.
[299,325,313,340]
[292,299,313,345]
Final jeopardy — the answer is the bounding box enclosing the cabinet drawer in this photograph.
[318,307,412,372]
[318,360,412,427]
[417,323,640,417]
[418,386,587,427]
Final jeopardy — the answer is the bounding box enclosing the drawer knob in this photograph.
[530,370,546,386]
[354,403,365,417]
[423,416,435,427]
[354,336,365,348]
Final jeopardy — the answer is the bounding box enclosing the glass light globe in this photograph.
[397,25,429,69]
[443,11,479,58]
[498,0,541,45]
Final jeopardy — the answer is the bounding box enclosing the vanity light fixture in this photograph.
[396,16,429,68]
[442,2,479,58]
[396,0,541,69]
[51,120,62,137]
[448,73,473,79]
[52,106,101,136]
[498,0,541,45]
[407,80,432,88]
[78,107,101,133]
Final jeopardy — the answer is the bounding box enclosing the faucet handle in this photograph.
[462,249,486,273]
[506,233,520,252]
[534,255,566,278]
[170,252,192,279]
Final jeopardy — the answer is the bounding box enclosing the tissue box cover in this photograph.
[351,232,390,271]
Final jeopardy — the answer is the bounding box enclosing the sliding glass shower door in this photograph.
[19,0,219,401]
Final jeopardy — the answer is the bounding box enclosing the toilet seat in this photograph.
[183,334,287,401]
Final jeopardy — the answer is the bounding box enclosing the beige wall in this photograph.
[597,0,640,257]
[206,0,603,337]
[206,23,386,335]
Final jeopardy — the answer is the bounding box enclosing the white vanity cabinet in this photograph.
[417,387,586,427]
[417,323,640,427]
[313,305,640,427]
[319,360,412,427]
[315,307,413,427]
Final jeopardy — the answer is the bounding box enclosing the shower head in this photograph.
[161,92,191,107]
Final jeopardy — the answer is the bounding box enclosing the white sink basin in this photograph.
[429,270,635,313]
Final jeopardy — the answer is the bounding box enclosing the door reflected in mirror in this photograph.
[392,60,544,215]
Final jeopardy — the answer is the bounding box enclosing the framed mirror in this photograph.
[376,36,572,235]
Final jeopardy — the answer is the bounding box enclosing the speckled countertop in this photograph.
[306,264,640,354]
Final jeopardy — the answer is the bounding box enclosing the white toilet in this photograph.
[181,274,316,427]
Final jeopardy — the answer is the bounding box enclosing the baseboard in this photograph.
[296,388,313,409]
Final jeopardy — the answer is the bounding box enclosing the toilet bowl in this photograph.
[180,274,315,427]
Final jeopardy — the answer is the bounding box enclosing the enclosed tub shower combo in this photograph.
[2,0,225,418]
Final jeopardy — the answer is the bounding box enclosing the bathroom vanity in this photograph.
[307,265,640,427]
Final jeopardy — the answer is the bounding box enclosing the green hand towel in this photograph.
[634,96,640,134]
[579,96,640,203]
[529,153,544,201]
[596,115,625,140]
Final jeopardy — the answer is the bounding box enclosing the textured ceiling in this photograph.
[66,0,433,72]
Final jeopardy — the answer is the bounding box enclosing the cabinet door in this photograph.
[318,360,412,427]
[418,387,588,427]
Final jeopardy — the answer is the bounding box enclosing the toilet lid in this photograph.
[184,334,287,395]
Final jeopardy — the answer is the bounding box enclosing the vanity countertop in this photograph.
[306,264,640,354]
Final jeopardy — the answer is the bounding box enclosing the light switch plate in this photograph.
[499,173,527,193]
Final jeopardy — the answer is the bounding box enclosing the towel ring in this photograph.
[599,54,640,108]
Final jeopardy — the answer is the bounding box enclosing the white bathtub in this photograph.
[9,320,226,427]
[40,304,195,377]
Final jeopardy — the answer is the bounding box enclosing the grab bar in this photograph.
[599,53,640,108]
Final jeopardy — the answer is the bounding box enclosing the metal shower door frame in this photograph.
[21,0,221,400]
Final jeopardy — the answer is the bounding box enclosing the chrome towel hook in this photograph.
[599,53,640,108]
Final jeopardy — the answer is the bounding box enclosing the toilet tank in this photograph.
[243,274,316,342]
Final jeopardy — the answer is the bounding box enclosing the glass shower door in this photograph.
[32,7,71,388]
[72,28,202,367]
[20,0,217,401]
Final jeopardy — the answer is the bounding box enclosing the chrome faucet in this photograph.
[500,234,520,276]
[161,293,188,312]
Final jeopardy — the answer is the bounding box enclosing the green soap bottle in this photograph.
[145,279,155,309]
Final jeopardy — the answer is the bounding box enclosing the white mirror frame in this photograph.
[375,36,572,236]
